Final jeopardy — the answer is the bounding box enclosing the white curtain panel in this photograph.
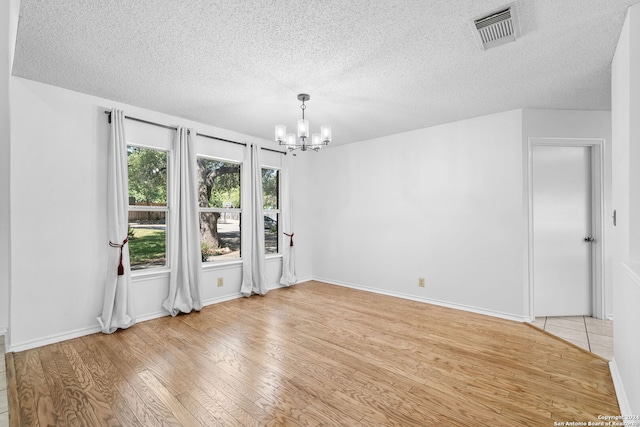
[241,144,268,296]
[163,127,203,316]
[98,108,136,334]
[279,152,297,286]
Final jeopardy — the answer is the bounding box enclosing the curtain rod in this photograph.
[104,110,178,131]
[194,132,286,155]
[104,110,286,155]
[261,147,288,155]
[194,131,245,147]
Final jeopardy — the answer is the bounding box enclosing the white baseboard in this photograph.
[0,327,7,336]
[7,277,529,352]
[137,292,248,322]
[9,324,102,353]
[315,276,529,323]
[202,292,244,306]
[8,288,288,352]
[135,292,246,324]
[610,358,632,422]
[135,310,170,324]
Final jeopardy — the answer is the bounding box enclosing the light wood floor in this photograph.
[6,281,619,426]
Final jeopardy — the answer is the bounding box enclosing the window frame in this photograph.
[197,155,243,264]
[126,143,171,273]
[262,166,281,256]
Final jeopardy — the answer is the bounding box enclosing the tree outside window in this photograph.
[127,146,168,270]
[263,168,279,254]
[197,158,241,261]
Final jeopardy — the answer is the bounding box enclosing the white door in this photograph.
[533,145,592,317]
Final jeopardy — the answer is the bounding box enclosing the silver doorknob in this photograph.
[584,236,595,242]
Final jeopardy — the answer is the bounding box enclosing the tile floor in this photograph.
[0,336,7,427]
[530,316,613,360]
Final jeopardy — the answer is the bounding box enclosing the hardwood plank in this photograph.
[37,346,79,426]
[25,348,59,427]
[72,337,141,427]
[11,351,40,426]
[134,321,272,425]
[185,385,247,427]
[85,334,168,427]
[120,326,193,396]
[5,352,23,427]
[136,370,201,427]
[48,342,104,427]
[7,281,619,426]
[174,391,224,427]
[59,339,122,426]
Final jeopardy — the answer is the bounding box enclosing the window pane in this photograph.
[262,168,279,210]
[127,146,168,271]
[200,212,240,261]
[197,158,240,208]
[127,147,167,205]
[264,213,279,254]
[197,158,241,262]
[263,168,279,254]
[128,211,166,270]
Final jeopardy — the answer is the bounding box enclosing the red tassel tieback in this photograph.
[109,237,129,275]
[283,232,294,247]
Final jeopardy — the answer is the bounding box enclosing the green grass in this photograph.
[128,228,166,268]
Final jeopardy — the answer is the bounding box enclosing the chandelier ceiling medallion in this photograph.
[275,94,332,151]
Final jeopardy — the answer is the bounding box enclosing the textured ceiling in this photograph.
[12,0,640,145]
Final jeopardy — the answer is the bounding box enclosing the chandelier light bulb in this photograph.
[311,133,322,148]
[275,125,286,143]
[297,119,309,138]
[285,133,296,147]
[320,124,332,143]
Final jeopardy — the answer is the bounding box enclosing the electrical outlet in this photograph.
[217,277,224,287]
[418,278,425,287]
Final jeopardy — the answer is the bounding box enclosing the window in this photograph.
[197,157,241,262]
[127,146,168,270]
[263,168,280,254]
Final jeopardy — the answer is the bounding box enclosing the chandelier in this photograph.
[275,94,332,151]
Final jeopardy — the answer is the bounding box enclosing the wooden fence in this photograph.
[128,202,166,223]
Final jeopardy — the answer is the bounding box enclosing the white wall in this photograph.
[0,0,20,337]
[294,108,611,322]
[0,1,10,336]
[611,3,640,417]
[289,154,313,282]
[299,110,527,319]
[8,77,284,351]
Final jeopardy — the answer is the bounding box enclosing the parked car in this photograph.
[264,216,277,230]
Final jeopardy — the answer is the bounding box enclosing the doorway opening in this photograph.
[527,138,605,320]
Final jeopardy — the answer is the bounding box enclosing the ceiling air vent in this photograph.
[471,3,520,50]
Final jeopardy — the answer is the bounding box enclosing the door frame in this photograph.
[526,137,606,320]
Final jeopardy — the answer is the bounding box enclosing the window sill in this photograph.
[202,255,281,270]
[131,255,282,279]
[131,267,171,282]
[202,259,243,272]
